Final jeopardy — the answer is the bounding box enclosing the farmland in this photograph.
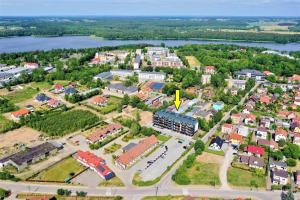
[24,109,100,136]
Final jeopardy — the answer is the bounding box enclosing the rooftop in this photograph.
[154,110,198,126]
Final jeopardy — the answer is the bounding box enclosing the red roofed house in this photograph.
[260,96,271,104]
[246,145,265,157]
[24,62,39,69]
[263,71,274,76]
[75,150,115,180]
[222,123,233,134]
[91,96,108,106]
[87,124,122,144]
[275,128,288,142]
[47,99,61,108]
[293,134,300,146]
[116,135,159,169]
[288,74,300,83]
[204,66,215,74]
[244,114,256,126]
[53,84,65,94]
[231,113,242,124]
[228,133,243,146]
[257,139,278,150]
[11,109,30,120]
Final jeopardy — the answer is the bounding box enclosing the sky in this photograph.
[0,0,300,17]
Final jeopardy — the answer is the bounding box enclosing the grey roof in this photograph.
[107,83,138,94]
[135,55,141,63]
[139,71,166,76]
[122,143,137,152]
[0,142,57,166]
[235,69,265,77]
[35,93,51,102]
[0,72,13,79]
[94,71,113,81]
[154,110,198,126]
[273,169,288,178]
[249,156,264,168]
[269,158,287,168]
[240,155,250,164]
[65,87,78,94]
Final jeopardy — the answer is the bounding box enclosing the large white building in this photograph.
[138,72,166,82]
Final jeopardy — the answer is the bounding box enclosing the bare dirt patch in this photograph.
[0,127,41,149]
[139,111,153,126]
[197,152,224,165]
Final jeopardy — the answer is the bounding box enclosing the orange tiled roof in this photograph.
[116,135,158,166]
[87,124,122,143]
[11,109,30,118]
[275,128,288,136]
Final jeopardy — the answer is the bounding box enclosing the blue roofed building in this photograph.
[35,93,51,102]
[153,110,198,136]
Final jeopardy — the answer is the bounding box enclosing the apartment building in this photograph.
[153,110,198,136]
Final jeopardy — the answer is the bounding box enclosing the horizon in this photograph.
[1,0,300,17]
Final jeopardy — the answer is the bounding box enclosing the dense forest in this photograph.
[0,17,300,43]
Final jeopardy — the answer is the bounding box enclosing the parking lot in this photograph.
[71,169,103,187]
[139,137,190,181]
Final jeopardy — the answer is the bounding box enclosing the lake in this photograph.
[0,36,299,53]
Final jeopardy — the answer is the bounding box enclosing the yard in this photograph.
[227,167,266,188]
[104,143,122,154]
[185,56,201,68]
[4,87,39,104]
[185,161,221,186]
[98,96,122,114]
[98,176,124,187]
[31,157,86,182]
[0,114,18,133]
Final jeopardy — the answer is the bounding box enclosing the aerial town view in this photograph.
[0,1,300,200]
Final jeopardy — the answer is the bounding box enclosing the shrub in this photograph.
[286,158,296,167]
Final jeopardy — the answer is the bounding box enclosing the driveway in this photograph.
[219,146,235,190]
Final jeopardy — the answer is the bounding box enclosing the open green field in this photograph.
[4,87,39,104]
[30,82,52,90]
[98,176,124,187]
[185,56,201,68]
[31,157,86,182]
[0,114,18,133]
[186,162,221,186]
[227,167,266,188]
[26,109,99,136]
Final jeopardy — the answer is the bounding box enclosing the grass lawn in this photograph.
[5,87,39,104]
[31,157,86,182]
[185,56,201,68]
[98,176,125,187]
[227,167,266,188]
[104,143,122,154]
[0,114,17,133]
[157,134,171,142]
[185,162,221,186]
[30,82,52,90]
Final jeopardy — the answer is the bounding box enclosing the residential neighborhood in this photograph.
[0,42,300,200]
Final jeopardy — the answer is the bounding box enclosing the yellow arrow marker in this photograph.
[174,90,182,111]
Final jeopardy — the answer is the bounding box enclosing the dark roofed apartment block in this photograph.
[153,110,198,136]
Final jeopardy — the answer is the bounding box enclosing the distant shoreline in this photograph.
[1,35,300,45]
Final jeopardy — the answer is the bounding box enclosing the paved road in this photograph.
[1,180,298,200]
